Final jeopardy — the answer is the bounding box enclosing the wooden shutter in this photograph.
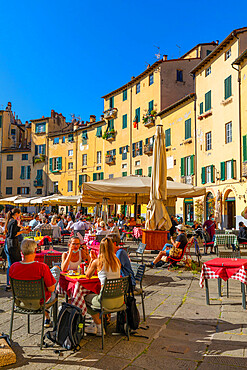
[231,159,236,179]
[139,140,143,155]
[200,102,203,115]
[185,119,191,139]
[243,135,247,161]
[135,170,138,175]
[220,162,225,180]
[139,169,143,175]
[20,166,25,179]
[49,158,53,172]
[35,145,38,155]
[93,173,97,181]
[27,166,31,179]
[211,165,215,183]
[119,147,122,154]
[190,155,194,175]
[132,143,136,158]
[100,172,104,180]
[79,175,82,186]
[148,166,152,177]
[58,157,62,171]
[148,100,154,113]
[181,157,185,177]
[224,75,232,100]
[42,144,46,154]
[205,90,211,111]
[201,167,206,184]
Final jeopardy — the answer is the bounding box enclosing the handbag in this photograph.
[169,246,182,259]
[34,231,43,242]
[126,278,140,330]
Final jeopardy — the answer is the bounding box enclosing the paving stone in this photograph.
[200,354,247,368]
[92,355,130,369]
[132,354,197,369]
[107,339,147,360]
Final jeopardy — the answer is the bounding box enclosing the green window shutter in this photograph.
[122,172,127,177]
[220,162,225,180]
[100,172,104,180]
[27,166,31,179]
[109,119,114,131]
[122,114,127,129]
[205,90,211,111]
[58,157,62,171]
[93,173,97,181]
[231,159,236,179]
[0,116,2,128]
[201,167,206,184]
[148,166,152,177]
[42,144,46,154]
[96,126,102,137]
[200,102,203,115]
[224,75,232,100]
[185,119,191,139]
[243,135,247,161]
[190,155,194,175]
[135,170,138,175]
[165,129,171,147]
[109,96,114,108]
[148,100,154,113]
[68,134,73,142]
[20,166,25,179]
[37,169,43,180]
[181,157,185,177]
[49,158,53,172]
[211,165,215,183]
[79,175,82,186]
[139,169,143,175]
[135,108,140,123]
[123,89,127,101]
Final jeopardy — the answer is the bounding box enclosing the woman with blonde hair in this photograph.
[50,216,61,241]
[96,221,108,236]
[85,237,122,335]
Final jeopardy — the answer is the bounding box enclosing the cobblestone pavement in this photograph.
[1,245,247,369]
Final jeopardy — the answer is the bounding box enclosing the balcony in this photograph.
[34,179,44,187]
[144,117,155,128]
[181,175,194,185]
[198,110,212,120]
[103,131,116,142]
[144,144,153,155]
[33,155,46,164]
[105,155,116,165]
[103,108,118,120]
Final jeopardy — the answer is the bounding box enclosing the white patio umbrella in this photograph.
[145,125,172,231]
[0,196,22,205]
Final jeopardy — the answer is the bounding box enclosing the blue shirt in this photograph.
[57,220,64,230]
[29,219,39,230]
[116,248,136,287]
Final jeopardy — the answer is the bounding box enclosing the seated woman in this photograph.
[50,216,62,241]
[85,237,122,336]
[61,236,90,272]
[96,221,109,236]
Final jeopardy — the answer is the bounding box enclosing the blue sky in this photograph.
[0,0,245,123]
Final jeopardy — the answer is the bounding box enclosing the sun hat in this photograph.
[175,224,185,231]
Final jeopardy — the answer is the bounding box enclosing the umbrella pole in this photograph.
[124,201,126,217]
[134,194,138,220]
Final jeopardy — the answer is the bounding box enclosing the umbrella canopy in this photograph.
[13,197,40,205]
[29,194,60,204]
[80,176,205,205]
[0,196,22,205]
[145,125,172,230]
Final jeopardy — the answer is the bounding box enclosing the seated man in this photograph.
[9,239,60,327]
[115,244,136,288]
[150,224,188,267]
[238,222,247,244]
[29,214,40,230]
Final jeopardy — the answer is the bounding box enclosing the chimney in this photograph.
[6,102,12,111]
[51,109,55,118]
[163,55,168,61]
[90,115,96,123]
[146,64,150,69]
[101,115,104,121]
[216,40,219,45]
[131,76,135,80]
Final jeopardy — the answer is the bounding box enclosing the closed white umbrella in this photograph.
[145,125,172,230]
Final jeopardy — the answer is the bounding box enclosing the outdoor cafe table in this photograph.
[214,234,239,250]
[59,272,101,315]
[200,258,247,308]
[84,233,96,245]
[133,227,143,239]
[34,250,62,263]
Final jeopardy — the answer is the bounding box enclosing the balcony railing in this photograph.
[103,108,118,120]
[105,155,116,165]
[144,144,153,155]
[103,131,116,141]
[33,155,46,164]
[144,117,155,128]
[34,179,44,187]
[181,175,194,185]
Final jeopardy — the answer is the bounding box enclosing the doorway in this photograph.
[184,198,194,225]
[226,199,235,229]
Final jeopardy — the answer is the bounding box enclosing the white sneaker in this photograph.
[96,323,106,336]
[85,322,97,335]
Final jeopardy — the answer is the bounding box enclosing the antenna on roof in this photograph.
[154,45,161,60]
[176,44,181,57]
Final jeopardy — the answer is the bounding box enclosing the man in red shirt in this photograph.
[9,239,59,327]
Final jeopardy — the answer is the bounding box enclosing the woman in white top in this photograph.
[50,216,62,240]
[96,221,109,236]
[85,237,122,335]
[61,236,90,272]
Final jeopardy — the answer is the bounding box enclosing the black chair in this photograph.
[131,262,146,321]
[131,242,146,264]
[9,277,58,349]
[43,254,62,269]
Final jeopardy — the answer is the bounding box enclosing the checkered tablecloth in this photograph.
[84,234,96,245]
[200,259,247,288]
[133,227,143,239]
[58,281,91,315]
[214,234,239,248]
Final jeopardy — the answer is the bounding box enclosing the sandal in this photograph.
[5,285,11,291]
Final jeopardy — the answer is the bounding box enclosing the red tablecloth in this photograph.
[59,273,101,315]
[133,227,143,239]
[84,234,96,245]
[35,250,62,263]
[200,258,247,287]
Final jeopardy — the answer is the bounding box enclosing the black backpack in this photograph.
[45,302,84,351]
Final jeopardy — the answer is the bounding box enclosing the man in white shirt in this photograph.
[66,216,74,230]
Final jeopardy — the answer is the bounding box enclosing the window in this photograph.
[53,182,58,193]
[68,133,74,142]
[205,66,211,76]
[136,82,140,94]
[185,119,191,140]
[206,166,212,183]
[6,167,13,180]
[148,166,152,177]
[35,122,46,133]
[11,129,16,136]
[36,189,42,195]
[109,96,114,108]
[119,146,129,160]
[220,160,236,180]
[200,102,203,115]
[122,172,127,177]
[35,144,46,155]
[82,154,87,166]
[149,73,154,85]
[96,166,101,171]
[36,169,43,180]
[135,108,140,123]
[123,89,127,101]
[225,48,231,60]
[135,160,140,166]
[132,141,143,157]
[177,70,183,82]
[6,187,12,195]
[20,166,31,179]
[226,160,232,180]
[206,50,212,56]
[68,181,73,192]
[79,174,88,186]
[17,187,30,195]
[181,156,195,177]
[96,126,102,138]
[122,114,127,129]
[62,136,65,143]
[224,75,232,100]
[135,169,142,175]
[206,132,212,151]
[68,150,73,157]
[7,155,13,161]
[82,131,88,145]
[93,172,104,181]
[201,165,214,184]
[122,163,127,169]
[22,154,28,160]
[68,162,73,169]
[53,137,59,144]
[243,135,247,161]
[97,151,102,164]
[165,128,171,147]
[148,100,154,114]
[225,122,232,143]
[49,157,62,172]
[108,119,114,131]
[205,90,211,111]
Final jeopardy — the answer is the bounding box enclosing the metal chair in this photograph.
[43,254,62,269]
[218,250,241,298]
[131,262,146,321]
[9,277,58,350]
[131,242,146,264]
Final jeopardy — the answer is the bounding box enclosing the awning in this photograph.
[0,196,22,205]
[14,197,40,205]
